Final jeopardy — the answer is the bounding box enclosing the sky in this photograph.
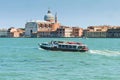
[0,0,120,28]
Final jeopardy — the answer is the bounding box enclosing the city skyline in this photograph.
[0,0,120,28]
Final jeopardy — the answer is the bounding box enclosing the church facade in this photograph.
[25,10,83,38]
[25,10,60,37]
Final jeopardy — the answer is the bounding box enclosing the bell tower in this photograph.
[55,13,58,23]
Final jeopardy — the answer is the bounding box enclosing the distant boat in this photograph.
[38,41,88,52]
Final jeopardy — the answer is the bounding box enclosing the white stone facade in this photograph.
[25,22,38,37]
[0,28,8,37]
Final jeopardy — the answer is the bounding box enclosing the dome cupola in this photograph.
[44,10,55,22]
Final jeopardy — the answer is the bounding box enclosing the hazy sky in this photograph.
[0,0,120,28]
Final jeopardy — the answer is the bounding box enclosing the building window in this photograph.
[49,24,51,27]
[45,24,47,28]
[40,24,43,27]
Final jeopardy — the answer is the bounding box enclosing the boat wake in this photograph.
[0,46,37,50]
[89,49,120,56]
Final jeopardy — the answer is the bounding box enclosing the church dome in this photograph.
[44,10,55,21]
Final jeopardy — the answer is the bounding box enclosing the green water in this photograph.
[0,38,120,80]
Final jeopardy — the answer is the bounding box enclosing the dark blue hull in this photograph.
[40,45,88,52]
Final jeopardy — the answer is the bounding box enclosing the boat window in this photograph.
[73,46,76,49]
[42,43,47,45]
[58,45,62,48]
[65,45,68,48]
[78,46,82,49]
[78,46,85,49]
[69,45,72,48]
[82,46,85,48]
[62,45,65,48]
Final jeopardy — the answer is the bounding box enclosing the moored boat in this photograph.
[38,41,88,52]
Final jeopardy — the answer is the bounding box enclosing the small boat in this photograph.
[38,41,88,52]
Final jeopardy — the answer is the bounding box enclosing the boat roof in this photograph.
[52,41,86,46]
[58,43,86,46]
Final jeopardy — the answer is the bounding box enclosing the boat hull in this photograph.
[40,45,88,52]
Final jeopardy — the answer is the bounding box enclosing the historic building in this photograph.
[84,25,110,38]
[56,26,73,37]
[0,28,8,37]
[8,27,24,38]
[37,26,83,38]
[72,27,83,37]
[25,10,60,37]
[25,10,84,38]
[83,25,120,38]
[107,27,120,38]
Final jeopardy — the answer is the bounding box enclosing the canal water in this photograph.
[0,38,120,80]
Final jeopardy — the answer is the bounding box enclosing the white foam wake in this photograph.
[89,50,120,56]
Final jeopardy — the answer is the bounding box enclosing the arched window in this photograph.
[40,24,43,27]
[30,30,33,34]
[45,24,47,28]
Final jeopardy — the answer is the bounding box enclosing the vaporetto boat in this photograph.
[38,41,88,52]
